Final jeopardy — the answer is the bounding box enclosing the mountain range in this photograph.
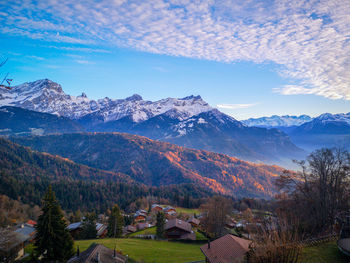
[0,79,305,165]
[242,113,350,151]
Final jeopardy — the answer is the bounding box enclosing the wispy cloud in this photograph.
[217,103,257,110]
[1,0,350,100]
[75,59,94,65]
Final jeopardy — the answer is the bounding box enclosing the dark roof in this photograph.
[165,219,191,233]
[188,218,200,225]
[200,234,252,263]
[15,224,36,237]
[67,244,126,263]
[0,231,29,252]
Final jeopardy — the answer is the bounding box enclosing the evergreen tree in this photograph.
[34,185,74,262]
[79,213,97,239]
[156,212,165,239]
[107,205,124,238]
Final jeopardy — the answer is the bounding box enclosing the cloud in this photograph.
[75,59,94,65]
[1,0,350,100]
[217,103,257,110]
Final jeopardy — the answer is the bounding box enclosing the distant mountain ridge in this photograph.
[242,115,312,128]
[12,133,287,198]
[243,112,350,152]
[0,79,304,165]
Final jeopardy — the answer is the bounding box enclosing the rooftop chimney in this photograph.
[97,252,100,263]
[77,246,80,257]
[208,239,211,249]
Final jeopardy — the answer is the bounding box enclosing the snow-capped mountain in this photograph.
[0,79,305,166]
[242,115,312,128]
[0,79,212,122]
[315,112,350,125]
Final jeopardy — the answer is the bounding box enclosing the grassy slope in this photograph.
[301,241,349,263]
[75,238,205,263]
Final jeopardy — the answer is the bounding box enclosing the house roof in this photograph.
[188,218,200,225]
[15,224,36,237]
[0,231,29,252]
[200,234,252,263]
[67,222,107,233]
[164,206,176,212]
[67,244,126,263]
[165,219,191,233]
[125,225,137,232]
[26,220,37,226]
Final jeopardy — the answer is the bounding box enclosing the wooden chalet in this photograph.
[200,234,252,263]
[151,204,163,213]
[164,218,195,240]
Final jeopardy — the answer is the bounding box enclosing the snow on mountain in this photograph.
[315,112,350,125]
[242,115,312,127]
[0,79,212,122]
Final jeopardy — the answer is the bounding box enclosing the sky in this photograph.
[0,0,350,120]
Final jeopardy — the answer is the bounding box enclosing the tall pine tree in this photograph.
[34,186,74,261]
[156,211,165,239]
[107,204,124,238]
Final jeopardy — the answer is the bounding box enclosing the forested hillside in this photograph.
[12,132,286,198]
[0,138,211,212]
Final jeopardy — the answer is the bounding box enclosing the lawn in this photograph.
[175,207,200,215]
[75,238,205,263]
[128,226,156,237]
[301,241,349,263]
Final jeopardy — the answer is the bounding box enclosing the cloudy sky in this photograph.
[1,0,349,119]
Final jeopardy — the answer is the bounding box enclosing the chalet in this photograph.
[151,204,163,213]
[123,225,137,235]
[188,217,200,228]
[134,210,147,222]
[67,243,126,263]
[67,222,108,239]
[164,218,195,240]
[136,222,152,231]
[14,223,36,242]
[163,206,176,213]
[200,234,252,263]
[0,231,30,263]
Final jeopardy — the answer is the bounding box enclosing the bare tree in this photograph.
[200,196,233,238]
[247,214,302,263]
[275,148,350,235]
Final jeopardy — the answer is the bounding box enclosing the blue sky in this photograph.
[1,0,350,120]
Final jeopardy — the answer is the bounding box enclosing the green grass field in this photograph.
[128,226,156,237]
[174,207,200,215]
[128,226,207,241]
[301,241,349,263]
[75,238,205,263]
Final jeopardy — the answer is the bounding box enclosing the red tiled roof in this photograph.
[26,220,37,226]
[200,234,252,263]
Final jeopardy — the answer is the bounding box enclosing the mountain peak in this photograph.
[182,95,202,100]
[126,94,143,101]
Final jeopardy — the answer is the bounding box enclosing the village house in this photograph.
[123,225,137,235]
[134,210,147,223]
[136,222,152,231]
[164,218,195,240]
[0,231,30,263]
[14,221,37,242]
[67,222,108,239]
[151,204,163,213]
[188,217,200,228]
[67,243,126,263]
[200,234,252,263]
